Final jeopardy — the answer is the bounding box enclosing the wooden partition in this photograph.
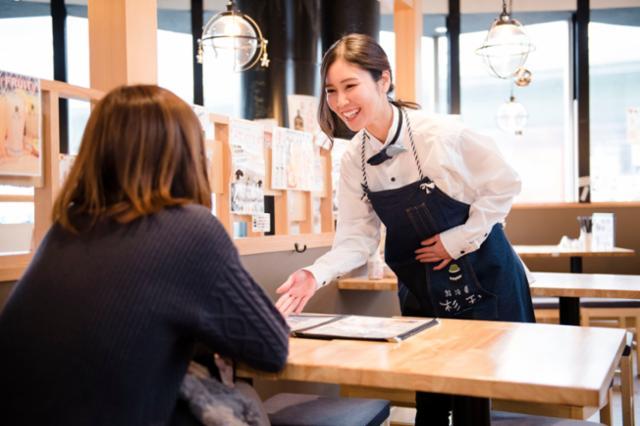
[0,80,103,282]
[208,114,334,253]
[0,80,336,282]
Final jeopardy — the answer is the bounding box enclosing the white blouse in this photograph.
[306,106,522,288]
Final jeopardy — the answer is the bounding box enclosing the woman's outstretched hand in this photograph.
[414,234,453,270]
[275,269,317,317]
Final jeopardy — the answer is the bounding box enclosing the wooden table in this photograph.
[338,272,640,424]
[240,319,626,426]
[516,246,636,326]
[530,272,640,299]
[514,245,635,273]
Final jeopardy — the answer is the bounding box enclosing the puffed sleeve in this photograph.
[439,128,521,259]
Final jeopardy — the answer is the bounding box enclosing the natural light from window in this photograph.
[460,20,574,203]
[589,21,640,202]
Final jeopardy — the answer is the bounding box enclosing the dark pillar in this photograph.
[447,0,461,115]
[321,0,380,53]
[574,0,590,202]
[51,0,69,153]
[238,0,321,126]
[321,0,380,138]
[191,0,204,106]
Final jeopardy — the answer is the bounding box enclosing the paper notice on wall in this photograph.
[251,212,271,233]
[0,71,42,177]
[287,94,319,135]
[229,118,265,215]
[271,127,316,191]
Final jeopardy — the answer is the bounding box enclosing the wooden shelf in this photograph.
[1,80,337,282]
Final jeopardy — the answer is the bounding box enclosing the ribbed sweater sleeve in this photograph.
[187,210,289,372]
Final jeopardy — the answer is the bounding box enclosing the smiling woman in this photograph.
[274,33,536,426]
[317,34,419,145]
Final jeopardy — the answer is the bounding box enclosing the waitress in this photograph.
[275,33,535,425]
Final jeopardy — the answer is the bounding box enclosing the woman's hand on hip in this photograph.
[275,269,317,317]
[414,234,453,271]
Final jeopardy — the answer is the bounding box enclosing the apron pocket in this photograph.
[406,202,439,240]
[429,258,498,318]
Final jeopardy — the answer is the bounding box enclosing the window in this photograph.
[66,8,91,154]
[157,3,194,104]
[459,16,575,203]
[422,10,449,114]
[0,4,52,227]
[202,9,242,117]
[0,14,53,80]
[589,8,640,201]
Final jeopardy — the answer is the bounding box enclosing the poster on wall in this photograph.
[0,71,42,177]
[271,126,316,191]
[287,94,319,134]
[229,118,265,215]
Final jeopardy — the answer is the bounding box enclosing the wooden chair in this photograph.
[580,298,640,378]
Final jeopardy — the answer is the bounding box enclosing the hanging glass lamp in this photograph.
[197,0,269,71]
[475,0,534,79]
[496,94,528,135]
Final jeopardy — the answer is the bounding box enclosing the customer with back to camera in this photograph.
[0,85,288,426]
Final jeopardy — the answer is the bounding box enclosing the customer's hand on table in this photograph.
[276,269,317,316]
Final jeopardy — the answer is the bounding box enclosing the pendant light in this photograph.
[496,89,528,135]
[197,0,269,71]
[475,0,534,79]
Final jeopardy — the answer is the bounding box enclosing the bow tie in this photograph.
[366,108,406,166]
[367,144,407,165]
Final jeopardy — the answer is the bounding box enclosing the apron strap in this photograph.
[403,108,426,182]
[359,107,431,198]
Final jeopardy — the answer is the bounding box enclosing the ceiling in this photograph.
[9,0,640,13]
[2,0,638,34]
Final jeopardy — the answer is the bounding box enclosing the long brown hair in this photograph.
[318,33,419,145]
[53,85,211,232]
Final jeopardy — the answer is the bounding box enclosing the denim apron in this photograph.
[361,110,535,322]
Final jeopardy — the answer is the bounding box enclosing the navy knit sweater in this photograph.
[0,205,289,425]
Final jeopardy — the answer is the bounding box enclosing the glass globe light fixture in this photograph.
[496,95,528,135]
[197,0,269,72]
[475,0,534,79]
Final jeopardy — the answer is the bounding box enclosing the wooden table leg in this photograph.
[621,342,635,426]
[600,386,613,425]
